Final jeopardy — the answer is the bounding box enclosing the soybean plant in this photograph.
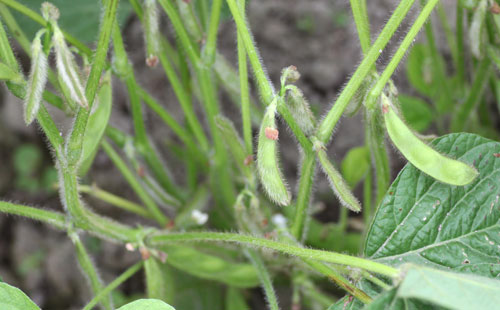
[0,0,500,309]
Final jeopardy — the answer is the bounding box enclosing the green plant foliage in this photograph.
[397,265,500,310]
[11,0,131,42]
[0,282,40,310]
[405,43,434,97]
[398,95,434,132]
[158,245,260,288]
[78,70,113,176]
[341,146,370,188]
[117,299,175,310]
[365,133,500,277]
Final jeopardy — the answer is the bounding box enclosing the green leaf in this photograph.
[78,70,112,176]
[406,43,435,97]
[158,245,260,288]
[225,287,250,310]
[0,282,40,310]
[117,299,175,310]
[365,133,500,278]
[13,144,42,176]
[11,1,132,43]
[397,265,500,310]
[341,146,370,188]
[144,257,175,303]
[398,95,434,132]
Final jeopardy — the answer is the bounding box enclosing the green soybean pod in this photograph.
[316,143,361,212]
[285,85,316,136]
[382,94,479,186]
[24,30,48,125]
[257,102,291,206]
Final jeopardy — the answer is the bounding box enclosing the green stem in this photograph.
[237,0,252,155]
[0,201,66,230]
[316,0,415,143]
[79,184,153,219]
[450,57,492,132]
[456,4,465,85]
[303,259,372,304]
[101,140,168,226]
[226,0,275,103]
[366,110,390,206]
[149,231,399,277]
[245,249,280,310]
[349,0,371,55]
[66,0,119,167]
[290,152,316,240]
[366,0,441,110]
[70,232,112,310]
[82,261,144,310]
[60,167,139,242]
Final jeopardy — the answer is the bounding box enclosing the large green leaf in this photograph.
[117,299,175,310]
[11,0,131,43]
[397,265,500,310]
[0,282,40,310]
[365,133,500,278]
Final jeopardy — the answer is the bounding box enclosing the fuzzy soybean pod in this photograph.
[52,24,88,109]
[24,30,48,125]
[314,139,361,212]
[285,85,316,136]
[257,100,291,206]
[382,94,479,186]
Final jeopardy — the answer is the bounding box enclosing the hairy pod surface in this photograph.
[24,30,48,125]
[316,142,361,212]
[257,103,291,206]
[285,85,316,136]
[382,95,479,186]
[53,26,88,108]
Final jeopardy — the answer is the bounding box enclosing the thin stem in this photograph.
[226,0,275,103]
[237,0,252,154]
[365,110,390,206]
[101,140,168,226]
[149,231,399,277]
[82,261,144,310]
[79,184,154,219]
[456,4,465,85]
[290,152,316,240]
[245,249,280,310]
[66,0,119,167]
[349,0,371,55]
[316,0,416,143]
[366,0,441,110]
[436,1,457,67]
[450,57,492,132]
[70,232,112,310]
[0,201,66,230]
[303,259,372,304]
